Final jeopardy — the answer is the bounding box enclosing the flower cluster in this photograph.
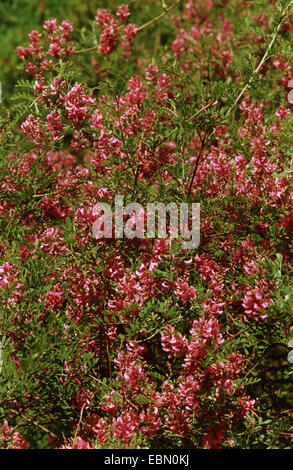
[0,422,29,449]
[95,5,137,57]
[17,19,75,74]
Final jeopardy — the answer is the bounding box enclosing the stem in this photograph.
[186,101,215,123]
[228,0,293,115]
[114,95,136,177]
[187,132,205,197]
[188,0,293,185]
[0,338,2,376]
[137,0,181,32]
[73,404,85,444]
[131,163,141,198]
[212,326,250,354]
[74,0,182,54]
[74,45,97,54]
[106,338,112,379]
[10,409,58,439]
[89,374,139,411]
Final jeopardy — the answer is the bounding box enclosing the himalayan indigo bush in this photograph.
[0,0,292,449]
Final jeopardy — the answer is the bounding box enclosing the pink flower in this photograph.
[21,114,43,144]
[73,437,91,449]
[46,110,63,139]
[145,64,158,82]
[242,287,270,321]
[112,412,138,444]
[161,326,188,358]
[64,83,96,121]
[45,287,65,309]
[124,23,138,39]
[174,280,195,303]
[95,9,113,26]
[43,19,58,34]
[28,31,42,46]
[90,109,104,128]
[117,4,130,21]
[139,407,161,435]
[172,38,185,57]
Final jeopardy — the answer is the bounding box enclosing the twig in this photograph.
[74,45,98,54]
[10,409,58,439]
[131,163,141,198]
[187,131,205,197]
[212,326,250,354]
[187,1,293,192]
[89,374,139,411]
[114,95,135,176]
[226,0,293,116]
[137,0,181,32]
[73,404,85,445]
[74,1,182,54]
[106,338,112,379]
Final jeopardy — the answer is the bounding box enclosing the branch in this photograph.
[218,0,293,125]
[187,131,205,197]
[212,326,250,354]
[137,0,181,33]
[74,0,182,55]
[187,0,293,186]
[89,374,139,411]
[73,404,85,445]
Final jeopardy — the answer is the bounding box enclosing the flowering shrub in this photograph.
[0,0,292,449]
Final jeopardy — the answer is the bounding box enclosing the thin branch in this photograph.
[74,0,182,54]
[114,95,135,176]
[73,404,85,444]
[89,374,139,411]
[187,132,205,197]
[187,0,293,192]
[137,0,181,32]
[106,338,112,380]
[225,0,293,116]
[212,326,250,354]
[74,45,97,54]
[131,163,141,198]
[10,409,58,439]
